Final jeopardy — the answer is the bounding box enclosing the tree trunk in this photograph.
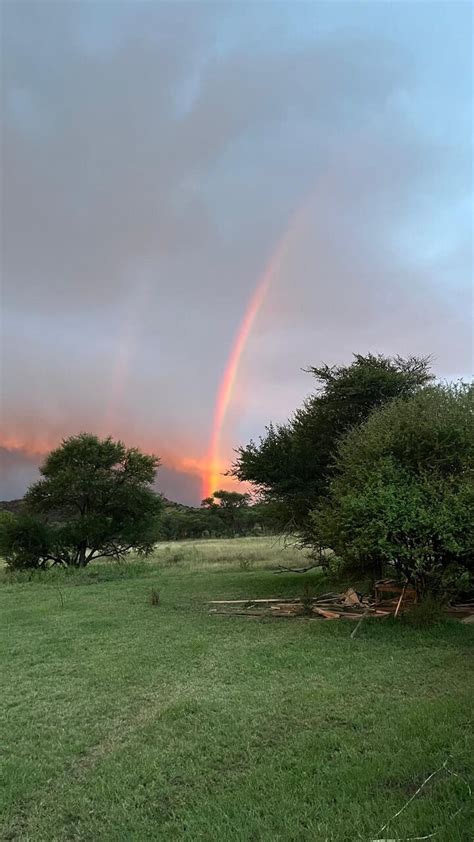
[78,542,88,567]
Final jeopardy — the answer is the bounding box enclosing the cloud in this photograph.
[0,448,41,500]
[1,2,471,503]
[154,464,202,507]
[0,443,203,507]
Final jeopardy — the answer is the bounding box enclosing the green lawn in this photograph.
[1,537,473,841]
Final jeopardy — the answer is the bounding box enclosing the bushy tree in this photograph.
[0,434,163,569]
[232,354,432,534]
[0,512,53,570]
[201,490,251,536]
[310,384,474,598]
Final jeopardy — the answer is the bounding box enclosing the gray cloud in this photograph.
[0,448,41,501]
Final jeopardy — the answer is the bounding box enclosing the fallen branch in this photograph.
[350,606,371,639]
[375,760,448,838]
[394,582,408,618]
[370,757,472,841]
[274,563,323,574]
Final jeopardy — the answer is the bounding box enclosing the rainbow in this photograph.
[99,198,313,500]
[202,267,273,498]
[203,200,310,498]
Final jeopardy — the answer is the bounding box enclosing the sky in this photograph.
[1,0,472,504]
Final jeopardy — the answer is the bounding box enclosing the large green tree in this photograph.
[310,384,474,597]
[201,489,251,536]
[232,354,432,533]
[1,434,163,569]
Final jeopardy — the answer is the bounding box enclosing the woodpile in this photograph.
[208,583,474,622]
[208,589,391,621]
[445,600,474,620]
[374,580,474,619]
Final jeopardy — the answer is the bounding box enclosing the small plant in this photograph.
[301,581,314,616]
[239,557,253,571]
[149,588,160,606]
[162,548,185,566]
[403,597,445,627]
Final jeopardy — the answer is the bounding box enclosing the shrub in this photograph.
[161,548,186,566]
[403,598,445,627]
[0,512,54,570]
[238,557,253,571]
[150,588,160,606]
[309,384,473,599]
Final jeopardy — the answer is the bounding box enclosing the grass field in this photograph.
[1,537,473,841]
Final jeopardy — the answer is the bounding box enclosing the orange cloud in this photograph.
[0,434,55,457]
[0,431,243,501]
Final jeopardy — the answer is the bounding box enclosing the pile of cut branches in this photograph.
[208,585,474,622]
[208,588,390,620]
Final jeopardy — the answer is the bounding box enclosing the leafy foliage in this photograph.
[232,354,432,533]
[1,434,163,568]
[0,512,53,570]
[157,492,279,541]
[310,384,474,597]
[201,489,252,536]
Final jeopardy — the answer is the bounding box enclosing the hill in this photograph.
[0,495,193,516]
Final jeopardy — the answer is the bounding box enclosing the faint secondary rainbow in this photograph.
[203,200,310,498]
[102,282,150,435]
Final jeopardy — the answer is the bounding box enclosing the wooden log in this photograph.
[312,607,340,619]
[342,587,361,606]
[208,598,287,605]
[211,611,266,617]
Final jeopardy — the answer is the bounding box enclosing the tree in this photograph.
[156,496,277,541]
[158,507,226,541]
[1,434,163,569]
[309,384,474,598]
[231,354,433,536]
[0,512,53,570]
[201,489,251,536]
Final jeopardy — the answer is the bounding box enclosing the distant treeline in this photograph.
[159,492,282,541]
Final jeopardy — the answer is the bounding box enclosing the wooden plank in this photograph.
[312,607,340,619]
[208,598,302,605]
[208,599,282,605]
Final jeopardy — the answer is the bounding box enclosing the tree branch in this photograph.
[274,563,323,574]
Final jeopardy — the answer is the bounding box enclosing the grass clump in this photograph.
[149,588,160,606]
[0,558,152,586]
[403,597,446,627]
